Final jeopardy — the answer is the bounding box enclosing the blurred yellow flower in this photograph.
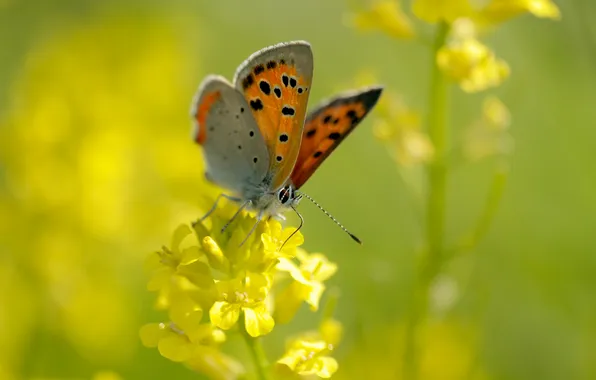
[464,96,514,160]
[275,250,338,323]
[373,92,434,166]
[278,321,341,377]
[437,19,510,92]
[413,0,560,24]
[0,11,205,373]
[337,321,485,380]
[479,0,561,24]
[347,1,415,39]
[276,318,342,378]
[92,371,123,380]
[412,0,473,23]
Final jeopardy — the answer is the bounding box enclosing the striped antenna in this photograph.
[296,192,362,244]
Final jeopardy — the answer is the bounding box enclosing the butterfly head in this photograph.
[276,183,298,207]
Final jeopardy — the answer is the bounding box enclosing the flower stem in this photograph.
[402,21,450,380]
[240,314,270,380]
[426,21,450,264]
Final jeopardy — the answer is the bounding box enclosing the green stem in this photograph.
[240,314,270,380]
[426,22,450,264]
[402,21,450,380]
[450,161,509,257]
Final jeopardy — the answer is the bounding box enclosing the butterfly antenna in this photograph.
[279,205,304,252]
[297,192,362,244]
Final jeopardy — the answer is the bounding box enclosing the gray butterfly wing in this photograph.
[191,75,270,196]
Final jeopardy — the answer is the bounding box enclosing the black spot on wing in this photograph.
[346,109,360,124]
[313,151,322,158]
[282,74,289,87]
[323,115,332,124]
[259,80,271,95]
[289,77,297,88]
[250,99,264,111]
[242,74,254,90]
[281,106,295,116]
[273,86,282,98]
[328,132,341,140]
[254,64,265,75]
[305,129,316,138]
[266,60,277,69]
[279,133,289,142]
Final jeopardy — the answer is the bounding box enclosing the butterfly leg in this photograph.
[200,193,242,222]
[239,209,264,247]
[220,201,249,233]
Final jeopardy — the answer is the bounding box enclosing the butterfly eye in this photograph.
[277,186,293,205]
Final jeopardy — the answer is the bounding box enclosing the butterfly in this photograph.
[191,41,382,244]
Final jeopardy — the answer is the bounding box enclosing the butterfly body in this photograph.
[192,41,382,240]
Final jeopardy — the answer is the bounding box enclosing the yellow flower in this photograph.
[210,273,275,337]
[437,18,510,92]
[413,0,560,24]
[347,1,415,39]
[140,322,243,379]
[277,340,338,378]
[412,0,474,23]
[275,250,337,323]
[144,194,335,375]
[479,0,561,24]
[464,96,514,160]
[373,92,434,166]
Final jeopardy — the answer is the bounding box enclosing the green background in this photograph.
[1,0,595,379]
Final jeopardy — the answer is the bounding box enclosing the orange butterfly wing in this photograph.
[291,86,383,189]
[233,41,314,190]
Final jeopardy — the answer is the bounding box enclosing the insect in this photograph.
[191,41,382,244]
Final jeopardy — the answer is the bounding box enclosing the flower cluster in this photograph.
[349,0,560,92]
[141,200,340,379]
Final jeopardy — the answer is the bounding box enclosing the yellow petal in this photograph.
[350,1,415,39]
[320,319,343,347]
[139,322,167,348]
[304,254,338,282]
[305,282,325,311]
[210,301,240,330]
[412,0,474,23]
[170,223,192,251]
[168,297,203,338]
[202,236,228,272]
[180,246,202,265]
[480,0,561,24]
[186,346,246,380]
[277,349,303,371]
[482,96,510,130]
[274,282,305,324]
[314,356,338,378]
[277,257,309,285]
[243,304,275,337]
[157,333,193,362]
[177,260,213,288]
